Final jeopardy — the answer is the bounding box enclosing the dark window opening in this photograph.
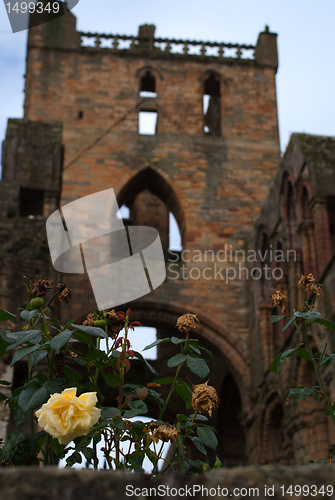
[139,71,157,98]
[77,110,84,120]
[138,110,158,135]
[203,74,221,136]
[20,188,44,217]
[328,196,335,251]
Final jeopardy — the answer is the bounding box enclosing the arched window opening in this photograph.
[116,204,130,222]
[138,110,158,135]
[263,399,293,465]
[101,326,157,361]
[217,373,245,466]
[118,168,185,258]
[139,70,157,98]
[203,74,221,136]
[169,212,182,252]
[20,187,44,217]
[327,196,335,252]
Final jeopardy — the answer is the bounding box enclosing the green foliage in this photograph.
[287,386,320,401]
[269,278,335,455]
[0,289,219,476]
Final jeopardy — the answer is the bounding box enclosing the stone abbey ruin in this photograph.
[1,7,335,465]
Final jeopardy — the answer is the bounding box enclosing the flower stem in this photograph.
[159,364,183,421]
[302,320,335,427]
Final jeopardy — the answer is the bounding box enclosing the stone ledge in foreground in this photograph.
[0,465,334,499]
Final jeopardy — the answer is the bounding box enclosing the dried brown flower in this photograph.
[298,273,323,297]
[151,423,178,444]
[272,290,287,313]
[83,313,95,326]
[192,382,219,417]
[58,287,72,304]
[32,279,52,297]
[176,313,197,335]
[105,309,124,338]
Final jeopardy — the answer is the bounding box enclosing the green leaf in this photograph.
[31,349,48,367]
[189,344,201,355]
[72,324,108,339]
[14,406,30,426]
[295,348,313,361]
[315,318,335,332]
[280,346,299,363]
[128,452,144,471]
[100,407,121,419]
[0,429,39,465]
[197,426,218,450]
[269,352,282,373]
[167,353,188,368]
[185,458,206,473]
[101,369,120,388]
[44,378,67,395]
[143,338,170,351]
[50,329,73,351]
[6,330,42,350]
[20,309,39,322]
[320,354,335,367]
[132,351,159,376]
[287,386,320,401]
[0,309,16,321]
[63,365,83,382]
[189,435,207,455]
[191,413,208,422]
[128,399,148,414]
[187,357,210,379]
[11,344,40,366]
[176,379,192,408]
[18,384,48,411]
[72,329,93,345]
[294,311,321,322]
[152,377,174,385]
[171,337,185,344]
[270,314,285,323]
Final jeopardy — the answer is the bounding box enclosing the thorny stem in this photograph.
[118,314,129,411]
[176,420,186,474]
[301,319,335,427]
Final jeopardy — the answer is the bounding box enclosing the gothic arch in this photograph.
[117,167,185,243]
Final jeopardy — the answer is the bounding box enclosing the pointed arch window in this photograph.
[117,168,184,257]
[203,73,221,136]
[139,70,157,98]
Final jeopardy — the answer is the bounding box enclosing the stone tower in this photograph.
[0,10,281,465]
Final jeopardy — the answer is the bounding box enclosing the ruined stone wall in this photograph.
[0,11,282,465]
[248,134,335,465]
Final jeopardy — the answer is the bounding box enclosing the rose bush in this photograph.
[35,388,101,445]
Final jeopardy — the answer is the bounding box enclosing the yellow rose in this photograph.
[35,388,101,445]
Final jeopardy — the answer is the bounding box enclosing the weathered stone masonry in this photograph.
[1,7,334,466]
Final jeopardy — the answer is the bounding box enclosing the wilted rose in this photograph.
[35,388,100,445]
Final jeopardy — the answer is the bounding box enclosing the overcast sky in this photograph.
[0,0,334,164]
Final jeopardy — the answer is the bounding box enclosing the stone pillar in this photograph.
[311,198,332,276]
